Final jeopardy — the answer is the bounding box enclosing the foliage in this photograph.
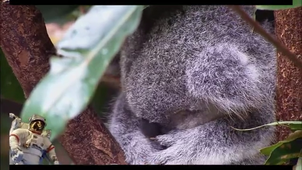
[36,5,80,24]
[20,5,144,141]
[256,1,302,10]
[90,83,119,114]
[0,50,25,103]
[232,121,302,167]
[0,6,93,105]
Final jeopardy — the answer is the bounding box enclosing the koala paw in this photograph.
[121,132,159,165]
[148,130,198,164]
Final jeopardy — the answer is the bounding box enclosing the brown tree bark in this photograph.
[275,7,302,141]
[0,4,126,164]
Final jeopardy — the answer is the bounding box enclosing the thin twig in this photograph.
[228,5,302,70]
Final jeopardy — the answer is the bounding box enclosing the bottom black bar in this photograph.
[10,165,294,170]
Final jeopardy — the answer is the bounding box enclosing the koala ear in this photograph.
[185,43,265,117]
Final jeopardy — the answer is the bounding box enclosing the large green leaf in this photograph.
[264,139,302,165]
[256,0,302,10]
[36,5,79,24]
[261,130,302,156]
[0,49,25,103]
[21,5,144,141]
[260,130,302,165]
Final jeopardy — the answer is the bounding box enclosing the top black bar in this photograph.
[9,0,293,5]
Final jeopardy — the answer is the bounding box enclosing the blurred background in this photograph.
[1,5,121,168]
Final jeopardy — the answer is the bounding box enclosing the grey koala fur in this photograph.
[108,5,276,164]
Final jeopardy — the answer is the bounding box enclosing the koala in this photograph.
[108,5,276,165]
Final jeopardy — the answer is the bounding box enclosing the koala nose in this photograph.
[139,118,163,138]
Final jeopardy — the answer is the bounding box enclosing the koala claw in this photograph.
[155,135,175,148]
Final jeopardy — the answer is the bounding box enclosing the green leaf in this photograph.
[256,0,302,10]
[20,5,144,141]
[36,5,79,24]
[231,121,302,131]
[260,130,302,164]
[261,130,302,155]
[290,124,302,131]
[0,49,25,103]
[69,6,92,19]
[261,142,284,156]
[264,139,302,165]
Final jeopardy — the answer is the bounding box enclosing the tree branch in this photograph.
[59,106,126,164]
[0,4,126,164]
[228,6,302,141]
[274,7,302,141]
[228,5,302,70]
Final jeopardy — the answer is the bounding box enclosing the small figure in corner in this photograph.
[9,113,60,165]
